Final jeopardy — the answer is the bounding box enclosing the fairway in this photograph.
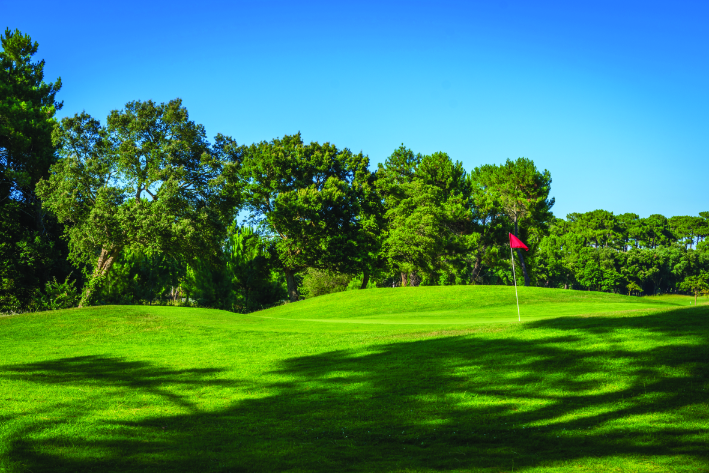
[1,287,708,472]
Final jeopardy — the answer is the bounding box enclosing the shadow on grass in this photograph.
[1,355,238,411]
[2,307,709,472]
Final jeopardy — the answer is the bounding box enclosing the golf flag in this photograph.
[509,233,529,251]
[508,233,528,322]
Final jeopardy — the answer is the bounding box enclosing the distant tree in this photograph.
[639,214,672,249]
[679,274,709,305]
[668,216,688,248]
[626,281,642,296]
[617,213,641,251]
[36,99,240,306]
[567,210,622,249]
[695,213,709,245]
[473,158,554,286]
[238,133,375,302]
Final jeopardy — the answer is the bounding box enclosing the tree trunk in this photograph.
[360,269,370,289]
[284,268,299,302]
[471,245,487,283]
[79,247,119,308]
[401,272,407,287]
[514,220,530,286]
[34,199,46,234]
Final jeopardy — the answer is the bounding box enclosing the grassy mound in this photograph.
[1,288,708,472]
[259,285,690,324]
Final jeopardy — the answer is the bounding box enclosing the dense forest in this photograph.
[2,29,708,314]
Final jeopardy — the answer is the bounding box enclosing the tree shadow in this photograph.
[2,307,708,472]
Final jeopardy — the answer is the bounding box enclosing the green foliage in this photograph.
[300,268,351,298]
[378,146,477,284]
[224,226,287,311]
[0,28,62,204]
[182,257,234,309]
[0,29,74,313]
[472,158,554,286]
[239,133,377,301]
[97,248,185,305]
[36,99,240,305]
[180,226,287,311]
[535,210,709,294]
[626,281,642,295]
[679,274,709,304]
[39,275,79,310]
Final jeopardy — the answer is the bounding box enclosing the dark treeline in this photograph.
[2,29,708,314]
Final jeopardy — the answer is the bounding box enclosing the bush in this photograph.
[300,269,351,298]
[40,275,79,310]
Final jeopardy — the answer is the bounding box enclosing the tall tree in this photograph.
[379,148,476,285]
[473,158,554,286]
[238,133,375,302]
[468,169,511,283]
[0,28,62,221]
[36,99,240,306]
[0,28,70,312]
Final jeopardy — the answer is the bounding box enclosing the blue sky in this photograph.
[5,0,708,219]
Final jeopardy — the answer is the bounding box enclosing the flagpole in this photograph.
[511,247,520,322]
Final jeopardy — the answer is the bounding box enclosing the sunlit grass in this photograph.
[1,287,707,472]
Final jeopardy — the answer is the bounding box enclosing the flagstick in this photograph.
[511,247,520,322]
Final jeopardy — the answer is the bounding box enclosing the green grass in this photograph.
[1,286,708,472]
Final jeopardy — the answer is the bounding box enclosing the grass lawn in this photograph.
[1,286,708,472]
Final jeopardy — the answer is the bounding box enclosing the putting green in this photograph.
[240,286,690,329]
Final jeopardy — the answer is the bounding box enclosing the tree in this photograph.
[225,225,286,311]
[238,133,375,302]
[99,247,185,305]
[567,210,622,249]
[36,99,239,306]
[535,218,574,288]
[378,148,476,286]
[679,274,709,305]
[626,281,642,296]
[473,158,554,286]
[639,214,672,249]
[468,169,511,284]
[617,212,641,251]
[0,28,62,221]
[0,29,73,312]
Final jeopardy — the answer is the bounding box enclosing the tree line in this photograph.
[2,29,708,313]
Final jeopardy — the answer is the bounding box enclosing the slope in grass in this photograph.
[0,288,708,472]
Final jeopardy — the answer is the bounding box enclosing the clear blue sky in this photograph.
[5,0,708,219]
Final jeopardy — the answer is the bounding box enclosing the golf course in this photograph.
[1,286,708,472]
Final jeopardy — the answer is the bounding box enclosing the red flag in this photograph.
[509,233,528,251]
